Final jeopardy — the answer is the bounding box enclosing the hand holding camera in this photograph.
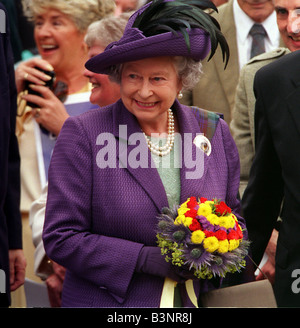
[25,67,56,108]
[15,58,55,94]
[17,58,69,136]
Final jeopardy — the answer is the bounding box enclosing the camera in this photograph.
[25,67,56,108]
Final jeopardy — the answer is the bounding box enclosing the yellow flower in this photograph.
[177,207,190,216]
[217,239,229,253]
[175,215,193,227]
[206,214,219,226]
[203,236,219,253]
[180,199,190,208]
[191,230,205,244]
[175,215,185,225]
[183,216,193,227]
[218,216,236,229]
[228,239,240,251]
[197,203,212,217]
[231,213,238,222]
[238,224,243,235]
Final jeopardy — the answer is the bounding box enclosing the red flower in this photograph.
[189,219,201,231]
[235,223,243,239]
[204,230,215,238]
[227,230,239,240]
[215,201,231,216]
[215,230,227,241]
[187,197,198,208]
[200,197,207,203]
[185,209,197,218]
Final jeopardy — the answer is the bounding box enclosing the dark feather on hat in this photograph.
[132,0,229,68]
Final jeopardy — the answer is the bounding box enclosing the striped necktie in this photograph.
[249,23,266,58]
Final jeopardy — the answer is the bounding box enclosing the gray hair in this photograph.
[84,12,131,48]
[109,56,202,91]
[173,56,203,91]
[22,0,115,33]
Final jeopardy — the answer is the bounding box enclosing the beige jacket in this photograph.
[180,0,239,125]
[230,47,290,197]
[16,84,91,215]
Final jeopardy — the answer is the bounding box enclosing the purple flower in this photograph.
[183,244,212,271]
[168,224,191,244]
[197,215,214,230]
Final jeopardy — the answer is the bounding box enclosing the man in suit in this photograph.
[230,48,289,287]
[231,0,300,198]
[181,0,280,125]
[231,0,300,286]
[0,3,26,307]
[242,50,300,307]
[231,48,290,198]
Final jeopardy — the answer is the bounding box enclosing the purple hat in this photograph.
[85,0,229,74]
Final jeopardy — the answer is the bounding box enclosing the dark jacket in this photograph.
[242,50,300,307]
[0,3,22,307]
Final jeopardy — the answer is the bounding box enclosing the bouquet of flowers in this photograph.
[156,197,250,280]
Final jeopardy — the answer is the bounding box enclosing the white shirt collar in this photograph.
[233,0,254,45]
[233,0,278,47]
[262,11,280,48]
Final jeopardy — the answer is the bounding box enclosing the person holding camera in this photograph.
[12,0,115,307]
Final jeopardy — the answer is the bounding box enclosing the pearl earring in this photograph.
[178,90,183,99]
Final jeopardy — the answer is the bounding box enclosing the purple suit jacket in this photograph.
[43,99,245,307]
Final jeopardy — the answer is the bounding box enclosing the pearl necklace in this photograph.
[143,108,175,157]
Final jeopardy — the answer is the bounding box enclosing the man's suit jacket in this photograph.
[181,0,239,125]
[242,50,300,307]
[0,3,22,306]
[231,48,290,197]
[43,99,246,307]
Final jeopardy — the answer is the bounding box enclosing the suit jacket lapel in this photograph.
[113,101,169,212]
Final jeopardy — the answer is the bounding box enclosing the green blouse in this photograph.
[149,133,181,208]
[150,133,183,307]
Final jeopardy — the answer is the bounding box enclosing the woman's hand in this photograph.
[15,57,54,94]
[45,262,66,307]
[9,249,27,292]
[136,246,196,283]
[21,84,69,136]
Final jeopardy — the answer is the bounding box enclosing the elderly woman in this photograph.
[43,0,249,307]
[13,0,114,305]
[83,13,131,107]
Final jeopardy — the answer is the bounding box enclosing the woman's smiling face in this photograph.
[120,56,182,131]
[84,44,121,107]
[34,9,86,71]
